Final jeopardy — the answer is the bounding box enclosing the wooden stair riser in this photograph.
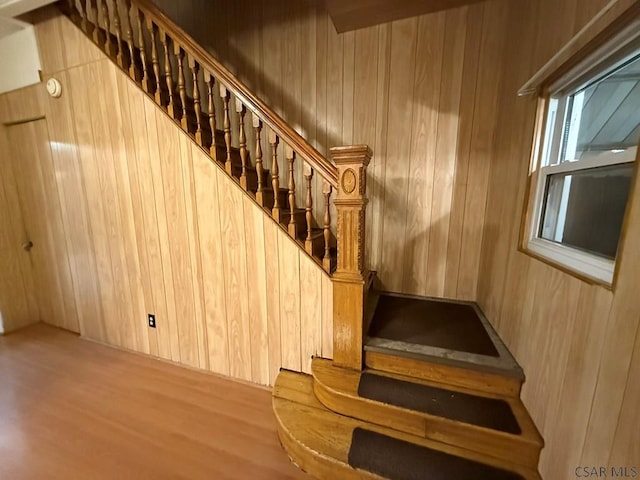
[312,358,542,468]
[365,350,523,398]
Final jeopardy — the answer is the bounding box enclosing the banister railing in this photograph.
[63,0,372,370]
[131,0,339,188]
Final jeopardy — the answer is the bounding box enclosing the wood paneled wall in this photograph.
[0,9,331,385]
[477,0,640,478]
[151,0,639,473]
[152,0,510,299]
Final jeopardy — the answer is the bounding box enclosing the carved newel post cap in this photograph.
[329,145,373,166]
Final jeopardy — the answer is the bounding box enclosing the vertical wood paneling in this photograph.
[474,0,640,479]
[8,7,640,475]
[425,8,467,298]
[300,257,322,374]
[142,89,175,361]
[543,284,612,475]
[609,321,640,467]
[193,145,230,376]
[44,69,103,338]
[112,69,148,354]
[457,0,507,299]
[67,63,112,344]
[152,0,508,299]
[121,69,160,357]
[378,17,418,293]
[31,7,66,74]
[243,194,270,385]
[326,13,343,149]
[400,13,445,295]
[88,61,136,348]
[153,97,183,362]
[263,220,282,384]
[180,136,208,370]
[443,4,482,298]
[1,8,330,389]
[341,31,355,145]
[367,23,391,272]
[217,165,252,381]
[278,235,301,372]
[321,273,333,359]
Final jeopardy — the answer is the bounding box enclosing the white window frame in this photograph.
[526,42,640,285]
[528,154,635,284]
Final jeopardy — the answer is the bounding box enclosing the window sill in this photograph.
[523,238,614,287]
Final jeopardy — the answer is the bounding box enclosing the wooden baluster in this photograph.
[189,57,203,145]
[112,0,123,67]
[160,30,175,117]
[322,181,332,272]
[220,86,232,174]
[148,21,162,104]
[175,46,188,130]
[205,72,217,157]
[304,164,314,254]
[100,0,113,56]
[269,132,281,222]
[253,114,264,206]
[122,0,136,79]
[89,0,99,43]
[78,0,88,33]
[137,9,149,91]
[236,100,248,190]
[286,146,297,238]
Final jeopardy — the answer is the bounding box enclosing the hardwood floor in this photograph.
[0,324,310,480]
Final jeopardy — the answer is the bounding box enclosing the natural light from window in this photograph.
[528,49,640,284]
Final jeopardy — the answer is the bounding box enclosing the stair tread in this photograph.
[312,357,543,468]
[357,371,522,434]
[274,370,541,480]
[368,293,500,357]
[365,293,524,383]
[350,427,524,480]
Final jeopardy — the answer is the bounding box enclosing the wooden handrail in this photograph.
[132,0,339,188]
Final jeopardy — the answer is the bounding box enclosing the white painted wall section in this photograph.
[0,17,41,94]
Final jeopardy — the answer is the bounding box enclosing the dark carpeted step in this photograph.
[358,372,521,434]
[368,295,500,357]
[348,427,524,480]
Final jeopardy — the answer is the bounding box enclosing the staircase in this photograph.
[61,1,543,478]
[274,293,543,479]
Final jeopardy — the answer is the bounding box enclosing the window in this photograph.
[527,48,640,284]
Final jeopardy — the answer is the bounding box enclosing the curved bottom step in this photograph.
[273,370,541,480]
[311,357,542,468]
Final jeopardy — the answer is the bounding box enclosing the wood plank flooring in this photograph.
[0,324,310,480]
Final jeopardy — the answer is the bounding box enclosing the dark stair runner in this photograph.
[348,428,524,480]
[358,372,521,434]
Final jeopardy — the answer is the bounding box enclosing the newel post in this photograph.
[331,145,372,370]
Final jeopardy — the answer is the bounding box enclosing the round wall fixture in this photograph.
[46,78,62,98]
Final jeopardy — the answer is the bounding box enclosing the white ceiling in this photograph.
[0,15,24,37]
